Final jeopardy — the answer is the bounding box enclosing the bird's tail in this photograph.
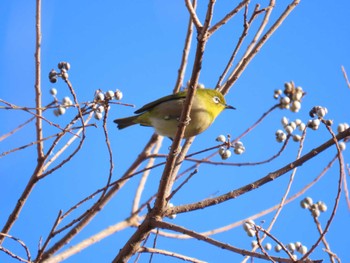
[113,115,139,129]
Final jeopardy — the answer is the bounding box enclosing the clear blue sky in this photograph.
[1,1,349,262]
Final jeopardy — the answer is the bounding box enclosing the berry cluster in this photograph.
[49,62,71,83]
[243,219,257,237]
[338,122,349,133]
[272,241,308,258]
[49,88,74,117]
[274,81,305,112]
[93,89,123,120]
[273,104,348,148]
[307,105,330,130]
[307,106,348,149]
[337,123,349,151]
[275,117,306,143]
[216,135,245,160]
[300,197,327,218]
[251,241,308,259]
[245,220,308,260]
[48,62,124,119]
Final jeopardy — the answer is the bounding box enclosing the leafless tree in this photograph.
[1,1,349,263]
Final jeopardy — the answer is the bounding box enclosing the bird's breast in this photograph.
[148,97,215,138]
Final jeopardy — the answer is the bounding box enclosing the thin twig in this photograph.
[220,0,300,95]
[0,246,31,263]
[100,104,114,199]
[1,132,60,158]
[0,116,35,142]
[42,219,137,263]
[41,112,93,175]
[216,3,261,88]
[167,168,198,201]
[254,225,294,260]
[149,229,159,263]
[341,65,350,89]
[34,0,44,160]
[301,123,345,260]
[154,220,321,263]
[208,0,248,35]
[0,233,31,262]
[1,123,94,158]
[184,0,202,30]
[223,0,275,93]
[138,247,207,263]
[0,99,80,136]
[184,135,290,166]
[345,164,350,210]
[254,226,276,263]
[37,211,63,261]
[132,137,164,213]
[173,0,197,93]
[312,216,336,263]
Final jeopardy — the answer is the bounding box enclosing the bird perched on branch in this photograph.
[114,88,234,139]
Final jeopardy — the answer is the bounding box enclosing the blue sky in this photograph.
[1,1,350,262]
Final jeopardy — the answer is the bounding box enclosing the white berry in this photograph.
[293,134,302,142]
[94,112,103,120]
[274,244,282,252]
[264,243,272,251]
[105,90,115,100]
[281,116,289,127]
[221,149,232,160]
[95,92,105,101]
[115,89,123,100]
[216,135,226,143]
[58,106,66,115]
[62,96,73,106]
[50,88,57,96]
[299,245,307,255]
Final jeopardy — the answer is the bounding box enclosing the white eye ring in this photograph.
[213,96,221,104]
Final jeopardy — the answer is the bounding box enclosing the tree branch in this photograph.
[167,128,350,216]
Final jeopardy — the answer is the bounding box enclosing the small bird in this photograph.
[114,88,234,139]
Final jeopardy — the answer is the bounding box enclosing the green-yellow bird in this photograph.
[113,88,234,139]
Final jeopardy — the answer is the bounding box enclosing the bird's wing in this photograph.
[134,91,187,114]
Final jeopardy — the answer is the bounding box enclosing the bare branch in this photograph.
[39,134,160,261]
[0,116,35,142]
[155,155,337,240]
[215,3,267,89]
[0,233,31,262]
[208,0,248,35]
[344,164,350,210]
[173,0,197,93]
[301,123,345,260]
[34,0,44,160]
[221,0,301,95]
[42,219,136,263]
[184,0,202,30]
[138,247,207,263]
[312,216,336,263]
[341,65,350,89]
[154,220,321,263]
[132,137,164,213]
[242,127,307,262]
[167,128,350,216]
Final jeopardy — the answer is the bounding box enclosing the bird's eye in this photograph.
[213,96,221,104]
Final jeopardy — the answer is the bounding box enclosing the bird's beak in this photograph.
[225,104,236,110]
